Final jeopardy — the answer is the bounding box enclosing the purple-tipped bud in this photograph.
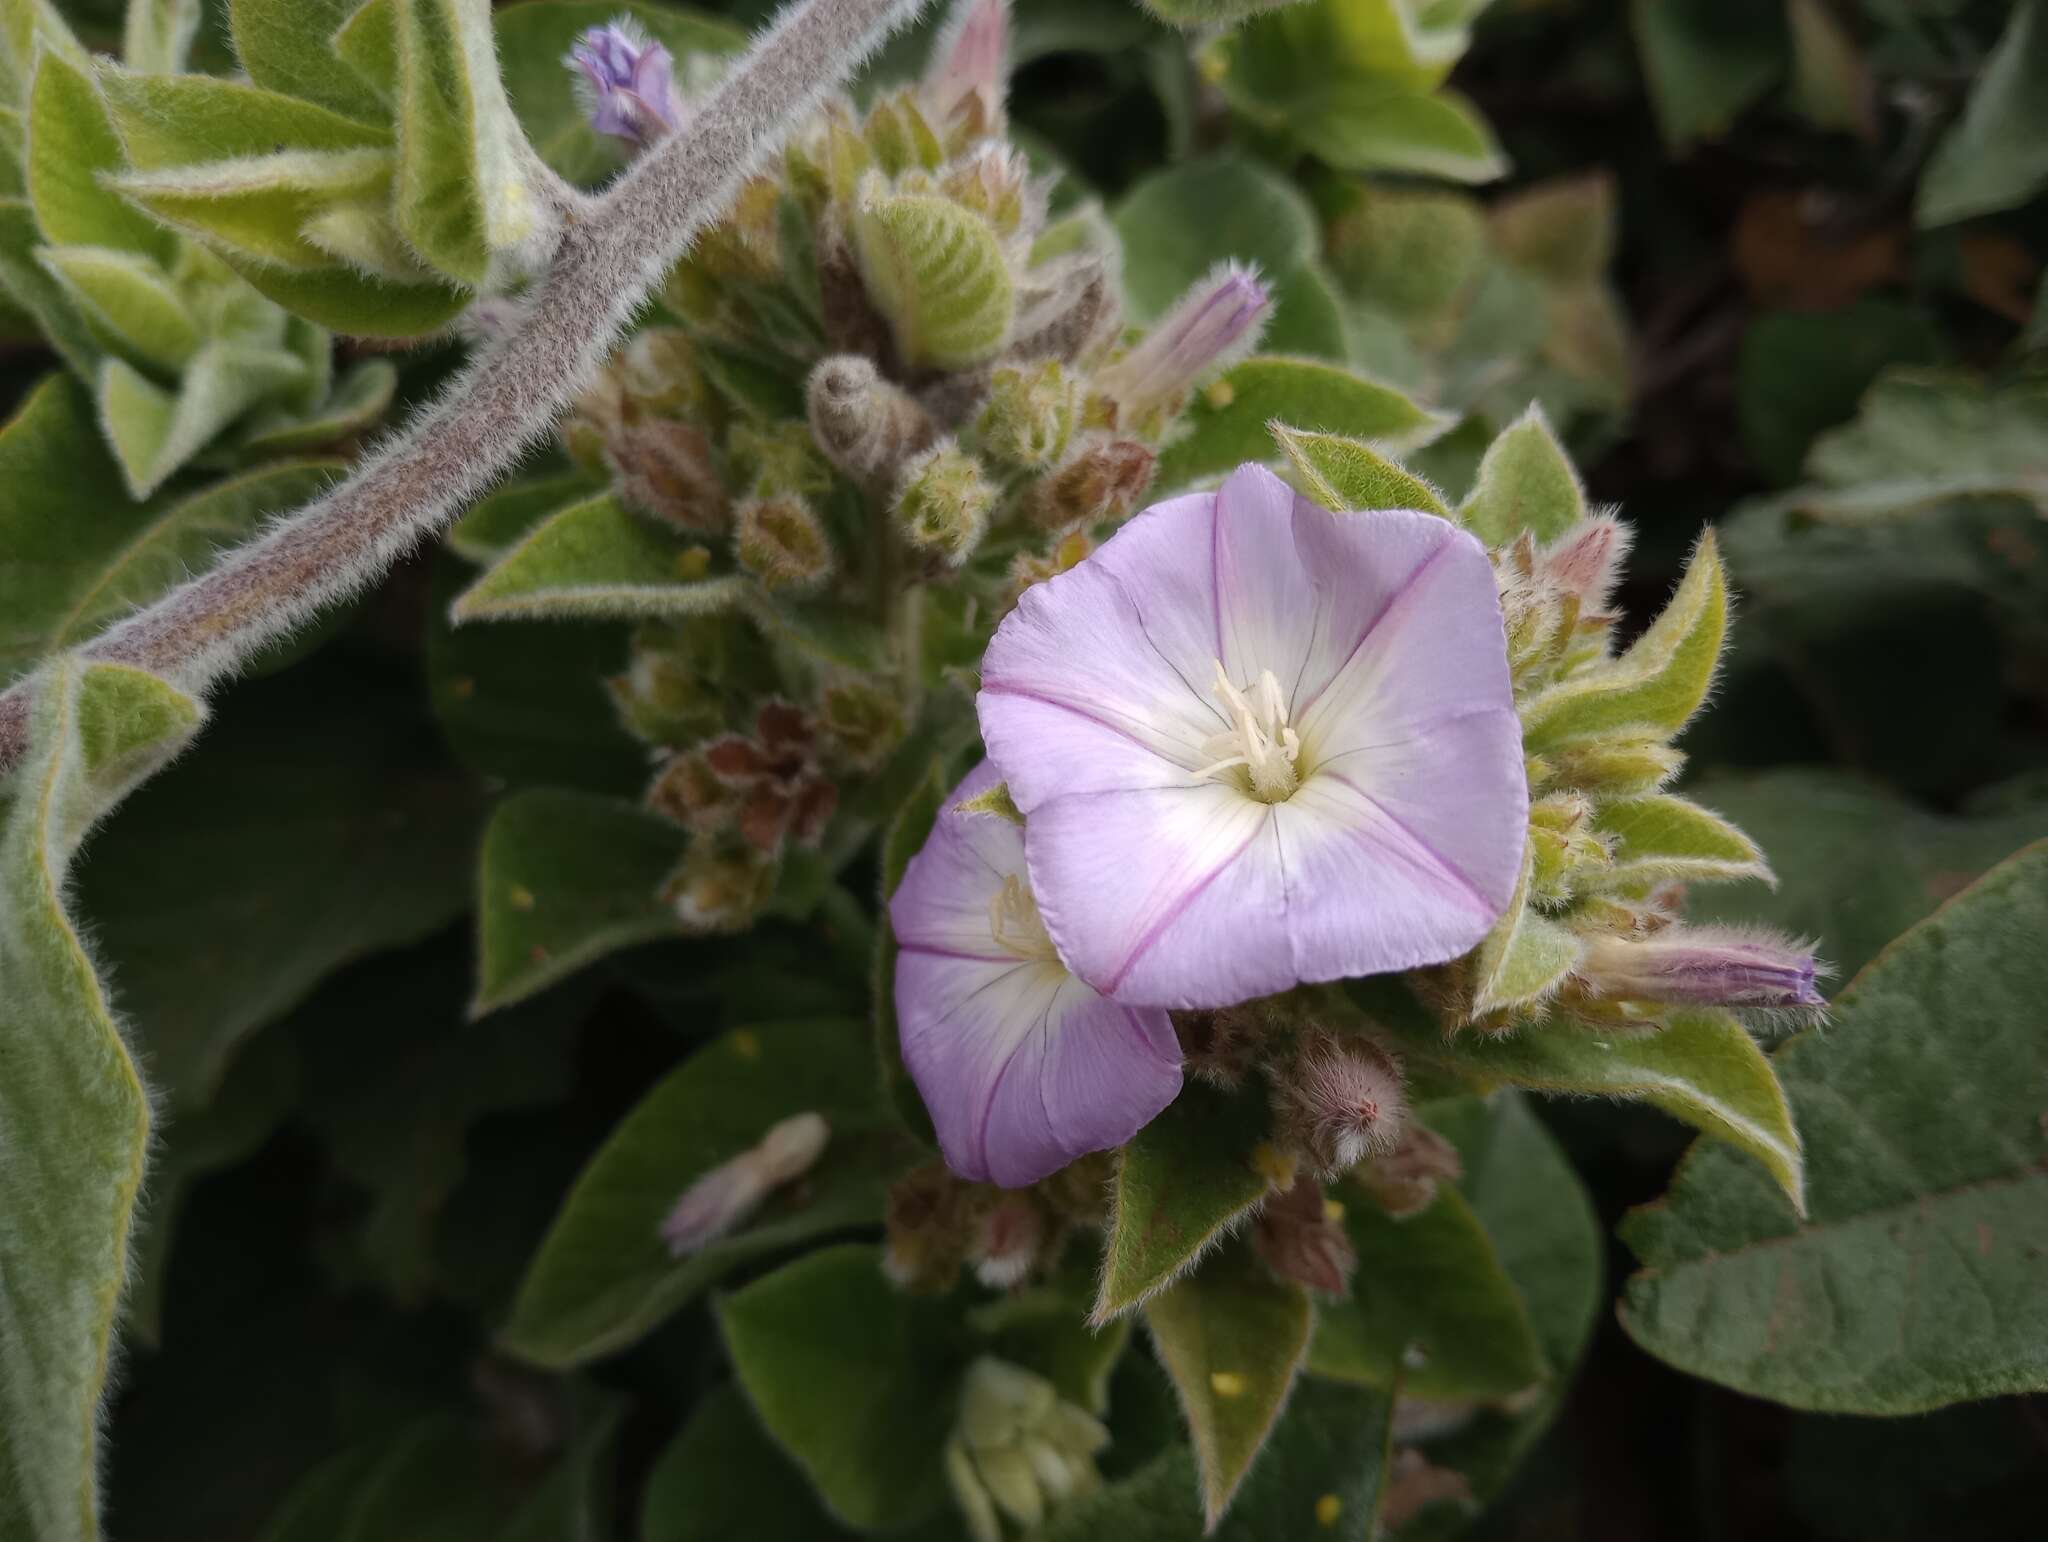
[1095,262,1271,427]
[1539,514,1632,619]
[566,21,684,148]
[1578,927,1827,1012]
[658,1112,830,1256]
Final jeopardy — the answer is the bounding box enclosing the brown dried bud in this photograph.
[735,493,834,591]
[817,677,908,770]
[1009,255,1119,365]
[884,1161,994,1293]
[662,834,778,933]
[1358,1123,1463,1219]
[648,701,837,855]
[817,230,899,366]
[1171,1004,1269,1089]
[807,354,940,482]
[1005,528,1092,609]
[1253,1176,1356,1297]
[1026,437,1155,530]
[1271,1027,1407,1177]
[606,419,730,534]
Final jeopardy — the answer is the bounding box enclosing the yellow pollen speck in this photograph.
[1322,1199,1345,1225]
[450,676,477,700]
[1315,1493,1342,1527]
[677,546,713,580]
[1204,380,1236,410]
[732,1029,762,1060]
[508,885,536,912]
[1251,1143,1296,1189]
[1209,1371,1246,1398]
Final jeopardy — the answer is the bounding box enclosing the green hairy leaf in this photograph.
[1096,1078,1278,1321]
[1294,88,1506,182]
[0,657,201,1542]
[229,0,391,123]
[503,1018,903,1368]
[444,469,601,563]
[1140,0,1304,28]
[451,493,749,623]
[1630,0,1782,147]
[28,53,173,262]
[1156,356,1449,490]
[1467,849,1583,1016]
[1311,1179,1548,1400]
[1519,529,1727,750]
[98,67,393,166]
[1355,977,1805,1212]
[1588,792,1773,889]
[1144,1240,1314,1528]
[717,1244,957,1531]
[35,245,200,373]
[0,197,101,375]
[641,1383,849,1542]
[1272,422,1452,517]
[853,191,1015,370]
[1622,842,2048,1412]
[237,358,397,453]
[473,787,684,1015]
[1458,403,1587,546]
[99,343,311,498]
[123,0,204,77]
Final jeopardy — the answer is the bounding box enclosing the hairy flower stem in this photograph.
[0,0,930,776]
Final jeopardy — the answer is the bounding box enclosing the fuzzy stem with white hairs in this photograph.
[0,0,931,775]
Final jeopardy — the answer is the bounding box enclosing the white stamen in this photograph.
[1198,660,1301,801]
[989,873,1060,962]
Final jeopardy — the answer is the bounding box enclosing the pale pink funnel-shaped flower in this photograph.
[890,761,1182,1187]
[978,465,1527,1010]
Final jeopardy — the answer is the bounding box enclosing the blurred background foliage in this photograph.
[2,1,2043,1537]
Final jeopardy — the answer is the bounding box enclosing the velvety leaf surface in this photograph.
[1630,0,1782,147]
[451,493,748,623]
[77,662,476,1114]
[0,658,200,1542]
[1682,769,2048,982]
[1273,423,1451,517]
[716,1244,958,1531]
[229,0,390,123]
[1352,977,1804,1211]
[1915,0,2048,227]
[1096,1078,1277,1321]
[1144,1239,1314,1527]
[641,1382,855,1542]
[472,787,684,1015]
[444,469,601,564]
[1457,404,1585,545]
[1154,355,1448,490]
[500,1018,904,1368]
[1620,842,2048,1413]
[1310,1182,1547,1401]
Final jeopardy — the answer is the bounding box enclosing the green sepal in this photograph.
[1458,402,1586,547]
[97,341,309,498]
[1588,793,1773,890]
[1271,421,1451,517]
[1466,846,1584,1018]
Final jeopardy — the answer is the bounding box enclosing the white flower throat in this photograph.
[1197,660,1302,802]
[989,873,1060,962]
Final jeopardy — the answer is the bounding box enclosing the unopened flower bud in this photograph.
[923,0,1010,143]
[658,1112,830,1256]
[616,326,710,417]
[1009,255,1119,365]
[895,440,996,565]
[817,678,908,769]
[1094,262,1270,428]
[1026,438,1154,530]
[735,493,833,590]
[972,1194,1047,1289]
[605,419,729,533]
[1272,1028,1407,1177]
[942,143,1034,235]
[949,1357,1107,1539]
[565,21,683,148]
[864,90,945,176]
[1540,514,1632,619]
[1535,734,1685,799]
[608,631,726,746]
[1358,1123,1463,1219]
[885,1161,990,1292]
[1577,927,1827,1014]
[807,355,940,482]
[1526,792,1612,902]
[663,834,777,932]
[976,360,1078,469]
[1253,1176,1355,1296]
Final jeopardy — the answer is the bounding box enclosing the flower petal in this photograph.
[1294,510,1513,761]
[895,952,1180,1187]
[979,491,1225,802]
[888,760,1024,960]
[1023,782,1295,1008]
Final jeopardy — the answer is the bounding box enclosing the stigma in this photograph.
[1197,660,1301,802]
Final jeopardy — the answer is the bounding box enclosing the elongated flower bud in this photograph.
[1095,262,1270,427]
[659,1112,830,1256]
[1578,926,1827,1012]
[923,0,1010,141]
[807,355,940,482]
[976,360,1078,469]
[566,21,683,147]
[1272,1028,1407,1176]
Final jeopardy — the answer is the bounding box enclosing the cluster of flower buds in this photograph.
[882,1154,1108,1293]
[945,1357,1110,1542]
[557,0,1278,940]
